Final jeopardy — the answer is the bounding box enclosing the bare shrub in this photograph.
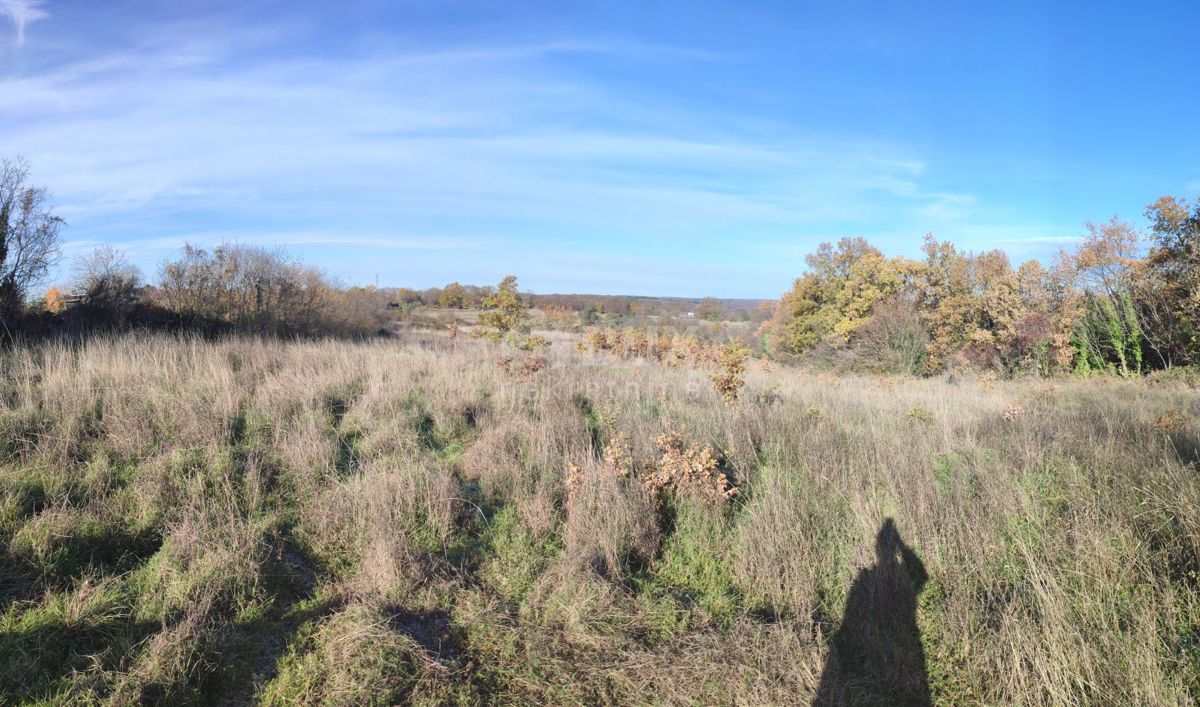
[850,293,929,375]
[157,243,384,335]
[70,246,142,324]
[321,285,392,336]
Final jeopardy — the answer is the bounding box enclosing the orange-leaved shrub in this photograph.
[710,340,750,403]
[643,424,737,506]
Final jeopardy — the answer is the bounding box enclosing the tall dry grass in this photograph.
[0,332,1196,704]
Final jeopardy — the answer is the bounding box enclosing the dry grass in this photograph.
[0,331,1197,704]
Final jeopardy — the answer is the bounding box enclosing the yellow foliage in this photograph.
[45,286,66,313]
[710,340,749,403]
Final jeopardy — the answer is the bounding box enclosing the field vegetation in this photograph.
[0,332,1197,704]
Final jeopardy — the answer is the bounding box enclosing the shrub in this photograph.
[469,275,547,351]
[850,293,928,375]
[643,424,737,505]
[710,340,750,403]
[70,246,142,324]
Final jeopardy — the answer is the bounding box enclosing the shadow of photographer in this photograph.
[814,518,931,706]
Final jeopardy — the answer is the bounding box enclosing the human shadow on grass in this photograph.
[814,518,931,707]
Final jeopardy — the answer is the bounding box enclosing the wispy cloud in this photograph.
[61,231,491,260]
[0,8,1069,296]
[0,0,48,45]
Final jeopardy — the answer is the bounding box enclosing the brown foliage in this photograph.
[643,424,737,505]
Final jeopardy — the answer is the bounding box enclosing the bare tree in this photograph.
[157,243,330,334]
[71,246,142,323]
[0,157,64,318]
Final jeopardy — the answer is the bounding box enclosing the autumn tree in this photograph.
[462,285,490,308]
[1006,259,1076,373]
[914,236,977,370]
[1144,195,1199,365]
[44,286,66,313]
[394,288,423,305]
[914,237,1046,371]
[1067,219,1148,374]
[767,238,917,357]
[439,282,466,309]
[420,287,443,305]
[474,275,546,349]
[763,198,1199,376]
[695,297,724,321]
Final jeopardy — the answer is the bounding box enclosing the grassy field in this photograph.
[1,333,1198,705]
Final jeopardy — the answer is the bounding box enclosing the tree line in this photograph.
[761,197,1199,375]
[0,157,392,338]
[3,154,1196,373]
[397,284,764,324]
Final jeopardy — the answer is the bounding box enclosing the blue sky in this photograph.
[2,0,1197,298]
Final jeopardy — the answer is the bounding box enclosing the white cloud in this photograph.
[3,36,943,229]
[0,13,1066,294]
[0,0,48,45]
[61,231,491,258]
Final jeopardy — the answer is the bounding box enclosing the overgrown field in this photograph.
[1,334,1198,705]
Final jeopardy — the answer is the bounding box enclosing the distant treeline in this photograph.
[0,156,390,339]
[3,155,1196,374]
[27,243,394,338]
[393,283,768,322]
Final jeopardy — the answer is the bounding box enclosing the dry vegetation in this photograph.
[1,332,1198,705]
